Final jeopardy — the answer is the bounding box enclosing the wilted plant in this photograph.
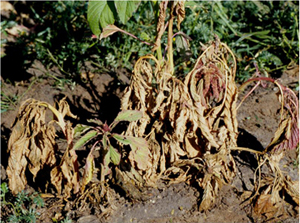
[236,74,299,220]
[5,0,299,221]
[6,97,79,197]
[88,0,299,216]
[6,95,148,200]
[88,0,238,211]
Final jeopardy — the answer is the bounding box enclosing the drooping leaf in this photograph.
[100,24,122,40]
[127,136,151,170]
[88,0,116,36]
[114,1,141,24]
[6,99,57,195]
[114,110,143,123]
[73,130,98,150]
[174,0,185,30]
[6,98,79,197]
[254,193,284,219]
[81,149,95,192]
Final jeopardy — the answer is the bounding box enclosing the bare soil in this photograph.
[1,60,299,223]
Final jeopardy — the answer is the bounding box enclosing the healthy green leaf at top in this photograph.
[88,0,115,36]
[114,1,141,25]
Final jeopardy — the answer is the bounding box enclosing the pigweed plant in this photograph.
[5,0,299,221]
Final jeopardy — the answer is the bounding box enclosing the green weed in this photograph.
[0,182,45,223]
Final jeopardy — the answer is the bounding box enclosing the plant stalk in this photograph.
[167,7,174,75]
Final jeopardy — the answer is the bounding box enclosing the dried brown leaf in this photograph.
[128,136,151,171]
[174,0,185,30]
[7,99,57,194]
[152,1,168,52]
[6,98,79,197]
[283,178,299,206]
[254,193,285,220]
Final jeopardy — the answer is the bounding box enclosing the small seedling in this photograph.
[73,109,149,191]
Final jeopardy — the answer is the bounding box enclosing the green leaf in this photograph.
[88,0,116,36]
[1,182,8,194]
[73,124,92,138]
[109,145,121,165]
[140,31,150,41]
[102,134,108,149]
[236,30,271,44]
[112,134,131,145]
[114,1,141,24]
[114,110,143,122]
[73,130,98,150]
[32,194,45,208]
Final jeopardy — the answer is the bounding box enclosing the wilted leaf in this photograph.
[81,149,95,192]
[174,0,185,30]
[152,1,168,52]
[6,98,79,197]
[254,193,285,220]
[100,24,122,40]
[6,99,57,195]
[51,149,80,197]
[283,178,299,206]
[127,136,151,170]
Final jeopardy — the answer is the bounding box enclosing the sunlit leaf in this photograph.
[88,0,115,36]
[127,136,150,170]
[114,110,143,122]
[114,1,140,24]
[73,124,92,138]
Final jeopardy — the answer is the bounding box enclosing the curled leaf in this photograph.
[100,24,122,40]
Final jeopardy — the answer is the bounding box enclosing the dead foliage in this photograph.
[238,79,299,221]
[7,98,80,197]
[5,0,299,220]
[120,38,239,211]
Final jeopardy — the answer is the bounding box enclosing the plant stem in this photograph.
[167,7,174,75]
